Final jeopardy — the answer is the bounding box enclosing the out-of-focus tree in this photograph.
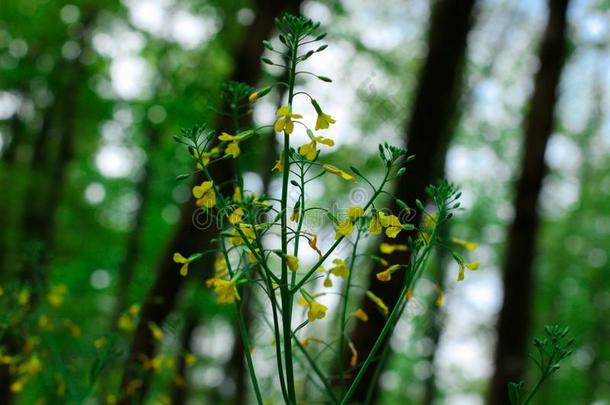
[344,0,477,402]
[488,0,571,403]
[117,1,301,403]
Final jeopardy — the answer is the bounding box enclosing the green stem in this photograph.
[338,229,362,387]
[340,212,443,404]
[279,36,299,404]
[294,337,340,404]
[235,301,263,405]
[522,354,555,405]
[219,225,263,405]
[340,283,409,405]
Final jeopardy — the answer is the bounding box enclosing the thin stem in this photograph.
[338,229,362,387]
[279,36,299,404]
[340,209,443,404]
[235,301,263,405]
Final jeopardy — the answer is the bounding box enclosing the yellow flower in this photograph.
[298,135,334,160]
[352,308,368,322]
[118,313,135,331]
[307,300,328,322]
[452,238,477,252]
[287,255,299,272]
[185,353,197,366]
[272,153,284,172]
[369,213,382,234]
[323,164,356,182]
[376,264,402,282]
[457,261,479,281]
[466,261,480,270]
[94,337,108,349]
[348,342,358,367]
[335,219,354,239]
[212,278,240,304]
[129,304,140,316]
[228,224,256,245]
[379,212,403,238]
[214,255,228,275]
[366,290,389,316]
[173,252,191,277]
[192,180,216,208]
[0,355,15,365]
[329,258,348,278]
[311,99,336,130]
[406,288,414,301]
[347,206,365,219]
[47,285,68,307]
[233,186,242,201]
[323,274,333,288]
[315,111,336,131]
[218,132,244,157]
[218,132,237,142]
[274,105,302,134]
[229,207,244,225]
[379,243,408,254]
[18,290,30,306]
[10,378,24,393]
[148,322,164,341]
[18,356,42,376]
[194,148,218,167]
[225,142,240,158]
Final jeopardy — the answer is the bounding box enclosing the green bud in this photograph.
[263,40,274,51]
[262,58,275,65]
[317,75,332,82]
[395,198,409,210]
[349,166,363,177]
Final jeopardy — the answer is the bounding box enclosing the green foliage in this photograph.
[509,325,574,405]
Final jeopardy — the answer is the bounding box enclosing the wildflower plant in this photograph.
[508,325,574,405]
[172,14,470,404]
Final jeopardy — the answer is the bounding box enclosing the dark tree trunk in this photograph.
[117,1,301,403]
[344,0,477,402]
[487,0,570,403]
[421,6,518,402]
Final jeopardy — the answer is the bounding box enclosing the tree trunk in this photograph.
[344,0,476,402]
[487,0,570,403]
[117,1,301,403]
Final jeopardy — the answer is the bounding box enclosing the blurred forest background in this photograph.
[1,0,609,404]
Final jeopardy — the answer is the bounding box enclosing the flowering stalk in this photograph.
[171,14,476,405]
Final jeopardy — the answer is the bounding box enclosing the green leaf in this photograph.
[508,381,524,405]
